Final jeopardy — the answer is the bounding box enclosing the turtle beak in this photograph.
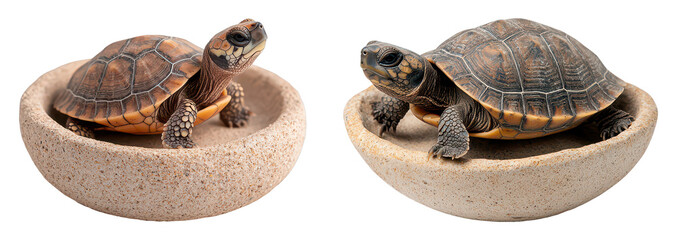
[243,21,267,59]
[360,45,388,78]
[249,21,267,46]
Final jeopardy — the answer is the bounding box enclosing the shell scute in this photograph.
[133,52,172,93]
[507,33,562,93]
[75,61,107,99]
[502,93,524,114]
[451,74,486,98]
[522,93,550,118]
[479,19,521,40]
[97,57,133,100]
[465,41,521,93]
[122,35,160,57]
[439,29,492,56]
[478,88,502,111]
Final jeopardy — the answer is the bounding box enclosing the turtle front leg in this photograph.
[162,99,198,148]
[591,105,634,140]
[371,95,409,136]
[429,104,470,160]
[220,82,252,128]
[65,117,94,138]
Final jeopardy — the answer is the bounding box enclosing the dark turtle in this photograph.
[360,18,634,159]
[54,19,267,148]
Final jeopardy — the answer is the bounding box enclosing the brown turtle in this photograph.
[360,18,634,159]
[53,19,267,148]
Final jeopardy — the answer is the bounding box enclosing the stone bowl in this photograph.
[344,84,656,221]
[20,60,306,221]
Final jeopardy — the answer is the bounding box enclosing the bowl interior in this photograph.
[358,89,637,160]
[45,65,283,148]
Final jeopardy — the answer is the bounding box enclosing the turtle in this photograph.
[360,18,634,159]
[53,18,267,148]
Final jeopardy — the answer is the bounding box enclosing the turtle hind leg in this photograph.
[592,105,634,140]
[220,82,252,128]
[371,95,409,136]
[162,99,198,148]
[65,117,95,138]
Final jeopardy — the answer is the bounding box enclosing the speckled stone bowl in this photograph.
[20,60,305,221]
[344,85,656,221]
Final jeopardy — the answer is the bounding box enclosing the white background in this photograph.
[3,0,674,239]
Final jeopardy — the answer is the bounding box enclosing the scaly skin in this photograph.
[65,117,95,138]
[371,95,409,136]
[162,99,198,148]
[592,105,634,140]
[220,82,252,127]
[430,105,470,159]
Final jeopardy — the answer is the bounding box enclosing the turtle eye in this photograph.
[379,52,402,67]
[228,31,250,47]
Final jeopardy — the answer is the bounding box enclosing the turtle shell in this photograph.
[53,35,231,134]
[423,18,625,139]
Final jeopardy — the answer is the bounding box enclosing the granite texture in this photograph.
[344,85,656,221]
[20,60,306,221]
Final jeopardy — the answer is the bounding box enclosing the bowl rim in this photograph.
[344,84,657,172]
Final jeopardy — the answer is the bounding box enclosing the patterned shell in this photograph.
[424,18,625,139]
[53,35,205,133]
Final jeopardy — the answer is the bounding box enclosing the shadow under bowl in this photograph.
[20,60,306,221]
[344,85,656,221]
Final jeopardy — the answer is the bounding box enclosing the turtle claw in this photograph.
[377,123,397,137]
[594,106,634,141]
[370,96,408,137]
[600,115,633,140]
[428,143,468,160]
[221,106,252,128]
[372,103,400,137]
[162,136,196,149]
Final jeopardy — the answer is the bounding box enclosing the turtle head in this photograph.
[206,18,267,73]
[360,41,426,98]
